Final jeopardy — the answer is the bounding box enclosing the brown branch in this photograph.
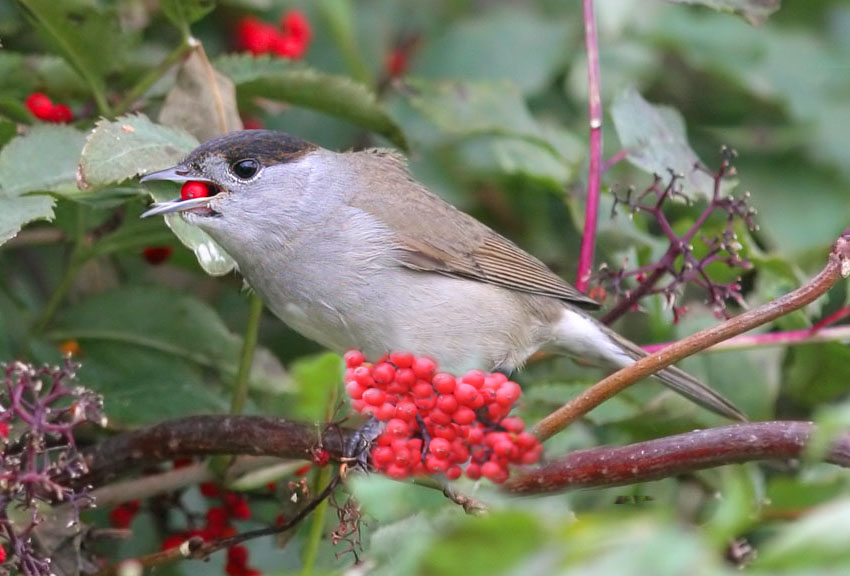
[505,421,850,495]
[533,230,850,441]
[74,415,353,488]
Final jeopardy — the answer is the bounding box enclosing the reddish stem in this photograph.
[575,0,603,293]
[506,421,850,494]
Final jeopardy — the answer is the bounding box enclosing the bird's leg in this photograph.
[345,417,384,471]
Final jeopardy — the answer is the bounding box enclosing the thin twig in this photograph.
[534,230,850,441]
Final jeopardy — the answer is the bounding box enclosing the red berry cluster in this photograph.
[235,11,312,59]
[180,180,213,200]
[344,351,542,484]
[158,477,258,574]
[25,93,73,123]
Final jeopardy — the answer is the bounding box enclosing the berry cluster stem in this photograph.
[534,230,850,441]
[575,0,603,293]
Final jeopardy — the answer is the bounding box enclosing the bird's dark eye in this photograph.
[231,159,260,180]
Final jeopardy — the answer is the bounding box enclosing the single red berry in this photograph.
[432,372,456,395]
[395,367,416,387]
[428,409,451,426]
[362,388,386,406]
[312,448,330,467]
[372,446,394,467]
[412,357,436,380]
[385,418,409,438]
[109,505,136,529]
[460,370,485,388]
[227,545,250,568]
[224,493,251,520]
[0,544,5,563]
[47,103,73,123]
[407,437,423,454]
[515,432,539,450]
[466,426,485,445]
[425,455,449,473]
[453,383,479,406]
[435,394,458,414]
[26,93,54,120]
[375,401,397,421]
[142,245,173,265]
[445,465,462,480]
[173,457,193,468]
[281,10,312,44]
[272,33,306,59]
[495,381,521,407]
[428,437,451,458]
[0,421,8,438]
[411,381,434,399]
[500,417,525,434]
[385,49,408,78]
[236,17,278,55]
[386,463,409,479]
[481,460,504,481]
[180,181,212,200]
[199,482,220,498]
[389,351,414,369]
[395,400,417,420]
[465,462,481,480]
[373,362,396,384]
[414,395,437,411]
[205,506,229,529]
[392,446,411,466]
[345,380,365,400]
[352,366,374,387]
[344,349,365,368]
[242,117,263,130]
[451,406,476,425]
[432,424,457,441]
[161,533,188,551]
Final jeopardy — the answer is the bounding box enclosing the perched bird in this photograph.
[141,130,743,420]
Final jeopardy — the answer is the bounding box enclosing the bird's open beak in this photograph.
[140,165,219,218]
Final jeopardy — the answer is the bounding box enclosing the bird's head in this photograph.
[140,130,325,243]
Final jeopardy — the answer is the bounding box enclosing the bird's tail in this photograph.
[554,308,746,421]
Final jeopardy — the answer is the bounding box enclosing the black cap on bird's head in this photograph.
[140,130,318,218]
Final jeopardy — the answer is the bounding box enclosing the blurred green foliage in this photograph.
[1,0,850,574]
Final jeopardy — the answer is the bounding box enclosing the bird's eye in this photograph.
[231,159,260,180]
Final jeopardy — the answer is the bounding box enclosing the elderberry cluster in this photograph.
[344,351,542,484]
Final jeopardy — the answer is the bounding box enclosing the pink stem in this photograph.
[575,0,603,293]
[643,325,850,354]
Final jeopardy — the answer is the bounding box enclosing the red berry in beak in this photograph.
[180,181,212,200]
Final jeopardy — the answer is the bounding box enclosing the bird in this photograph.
[140,130,744,420]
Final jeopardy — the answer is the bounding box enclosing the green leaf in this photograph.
[422,511,545,576]
[0,195,55,245]
[48,286,286,425]
[396,79,576,184]
[757,497,850,570]
[0,124,78,244]
[289,352,343,421]
[611,87,730,201]
[666,0,780,26]
[78,113,199,189]
[214,54,407,149]
[0,125,87,197]
[412,8,572,95]
[159,0,216,29]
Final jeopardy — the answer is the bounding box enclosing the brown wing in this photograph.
[348,149,600,310]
